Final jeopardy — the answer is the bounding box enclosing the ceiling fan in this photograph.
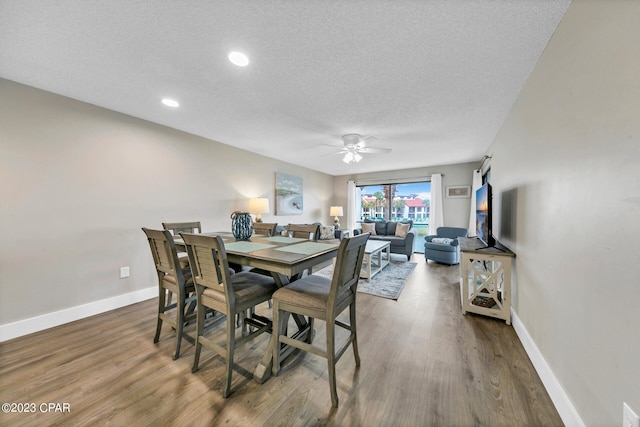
[324,134,392,164]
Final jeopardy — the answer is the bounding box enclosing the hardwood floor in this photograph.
[0,257,563,426]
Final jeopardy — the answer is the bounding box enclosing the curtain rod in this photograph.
[480,155,492,168]
[354,174,444,186]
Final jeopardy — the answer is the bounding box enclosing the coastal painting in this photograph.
[275,173,303,215]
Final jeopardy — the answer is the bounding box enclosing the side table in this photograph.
[459,237,515,324]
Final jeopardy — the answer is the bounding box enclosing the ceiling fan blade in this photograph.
[318,149,348,157]
[356,135,380,149]
[320,142,345,148]
[359,147,392,154]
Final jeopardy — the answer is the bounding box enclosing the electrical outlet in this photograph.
[624,402,640,427]
[119,266,130,279]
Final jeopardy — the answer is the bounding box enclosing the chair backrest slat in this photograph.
[329,233,370,309]
[163,221,202,236]
[287,224,320,240]
[142,227,183,279]
[253,222,278,237]
[181,233,234,307]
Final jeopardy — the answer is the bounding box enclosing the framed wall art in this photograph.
[446,185,471,198]
[275,172,303,215]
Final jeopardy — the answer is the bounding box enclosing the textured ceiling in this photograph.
[0,0,570,176]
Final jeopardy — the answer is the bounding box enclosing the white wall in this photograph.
[0,79,334,332]
[487,1,640,425]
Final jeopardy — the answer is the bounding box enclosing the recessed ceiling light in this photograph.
[161,98,180,107]
[228,51,249,67]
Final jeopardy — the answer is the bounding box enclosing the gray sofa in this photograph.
[274,223,347,242]
[353,220,416,260]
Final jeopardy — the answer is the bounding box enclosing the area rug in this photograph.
[315,260,417,300]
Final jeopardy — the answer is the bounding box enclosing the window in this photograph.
[355,181,431,253]
[356,182,431,224]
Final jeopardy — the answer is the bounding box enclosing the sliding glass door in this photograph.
[356,181,431,252]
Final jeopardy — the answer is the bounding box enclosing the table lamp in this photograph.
[330,206,343,230]
[249,198,269,223]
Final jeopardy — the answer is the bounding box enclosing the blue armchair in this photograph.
[424,227,468,265]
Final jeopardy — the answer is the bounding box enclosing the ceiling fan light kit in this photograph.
[343,151,363,164]
[330,133,391,164]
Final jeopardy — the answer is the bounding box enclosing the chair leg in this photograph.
[350,302,361,366]
[154,287,167,344]
[326,319,338,407]
[306,317,315,343]
[192,298,205,373]
[173,294,185,360]
[271,305,281,376]
[223,315,236,398]
[272,306,289,376]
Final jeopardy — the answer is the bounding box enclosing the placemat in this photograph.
[263,236,307,244]
[275,241,336,255]
[224,241,276,253]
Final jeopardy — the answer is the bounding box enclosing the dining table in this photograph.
[174,231,340,383]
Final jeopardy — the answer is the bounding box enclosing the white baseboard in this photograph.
[0,286,157,343]
[511,308,585,427]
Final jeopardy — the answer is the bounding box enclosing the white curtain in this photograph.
[347,180,357,233]
[430,174,444,234]
[468,169,482,236]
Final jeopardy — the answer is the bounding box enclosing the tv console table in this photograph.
[459,237,515,325]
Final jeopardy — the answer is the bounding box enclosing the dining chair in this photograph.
[247,222,278,309]
[271,232,370,407]
[180,232,278,398]
[163,221,243,274]
[142,227,198,360]
[287,223,320,240]
[253,222,277,237]
[162,221,205,307]
[162,221,202,236]
[162,221,201,268]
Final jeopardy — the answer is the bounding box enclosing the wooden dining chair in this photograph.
[142,227,198,360]
[271,233,370,407]
[253,222,277,237]
[287,223,320,240]
[180,232,278,398]
[162,221,202,236]
[162,221,201,267]
[163,221,243,275]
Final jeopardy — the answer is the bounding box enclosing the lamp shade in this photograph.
[249,198,269,214]
[329,206,343,217]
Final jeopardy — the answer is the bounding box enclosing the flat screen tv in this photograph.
[476,183,495,247]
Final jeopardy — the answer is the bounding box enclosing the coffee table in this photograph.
[361,240,391,281]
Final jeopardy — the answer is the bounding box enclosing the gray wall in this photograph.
[487,1,640,425]
[0,79,334,326]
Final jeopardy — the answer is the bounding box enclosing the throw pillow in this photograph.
[361,222,377,236]
[319,226,335,240]
[432,237,454,244]
[395,222,410,238]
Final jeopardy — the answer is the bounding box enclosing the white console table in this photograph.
[459,237,515,325]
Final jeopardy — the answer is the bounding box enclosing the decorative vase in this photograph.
[230,211,253,240]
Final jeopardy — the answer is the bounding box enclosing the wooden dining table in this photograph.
[174,231,340,383]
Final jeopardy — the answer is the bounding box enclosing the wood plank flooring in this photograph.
[0,257,563,426]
